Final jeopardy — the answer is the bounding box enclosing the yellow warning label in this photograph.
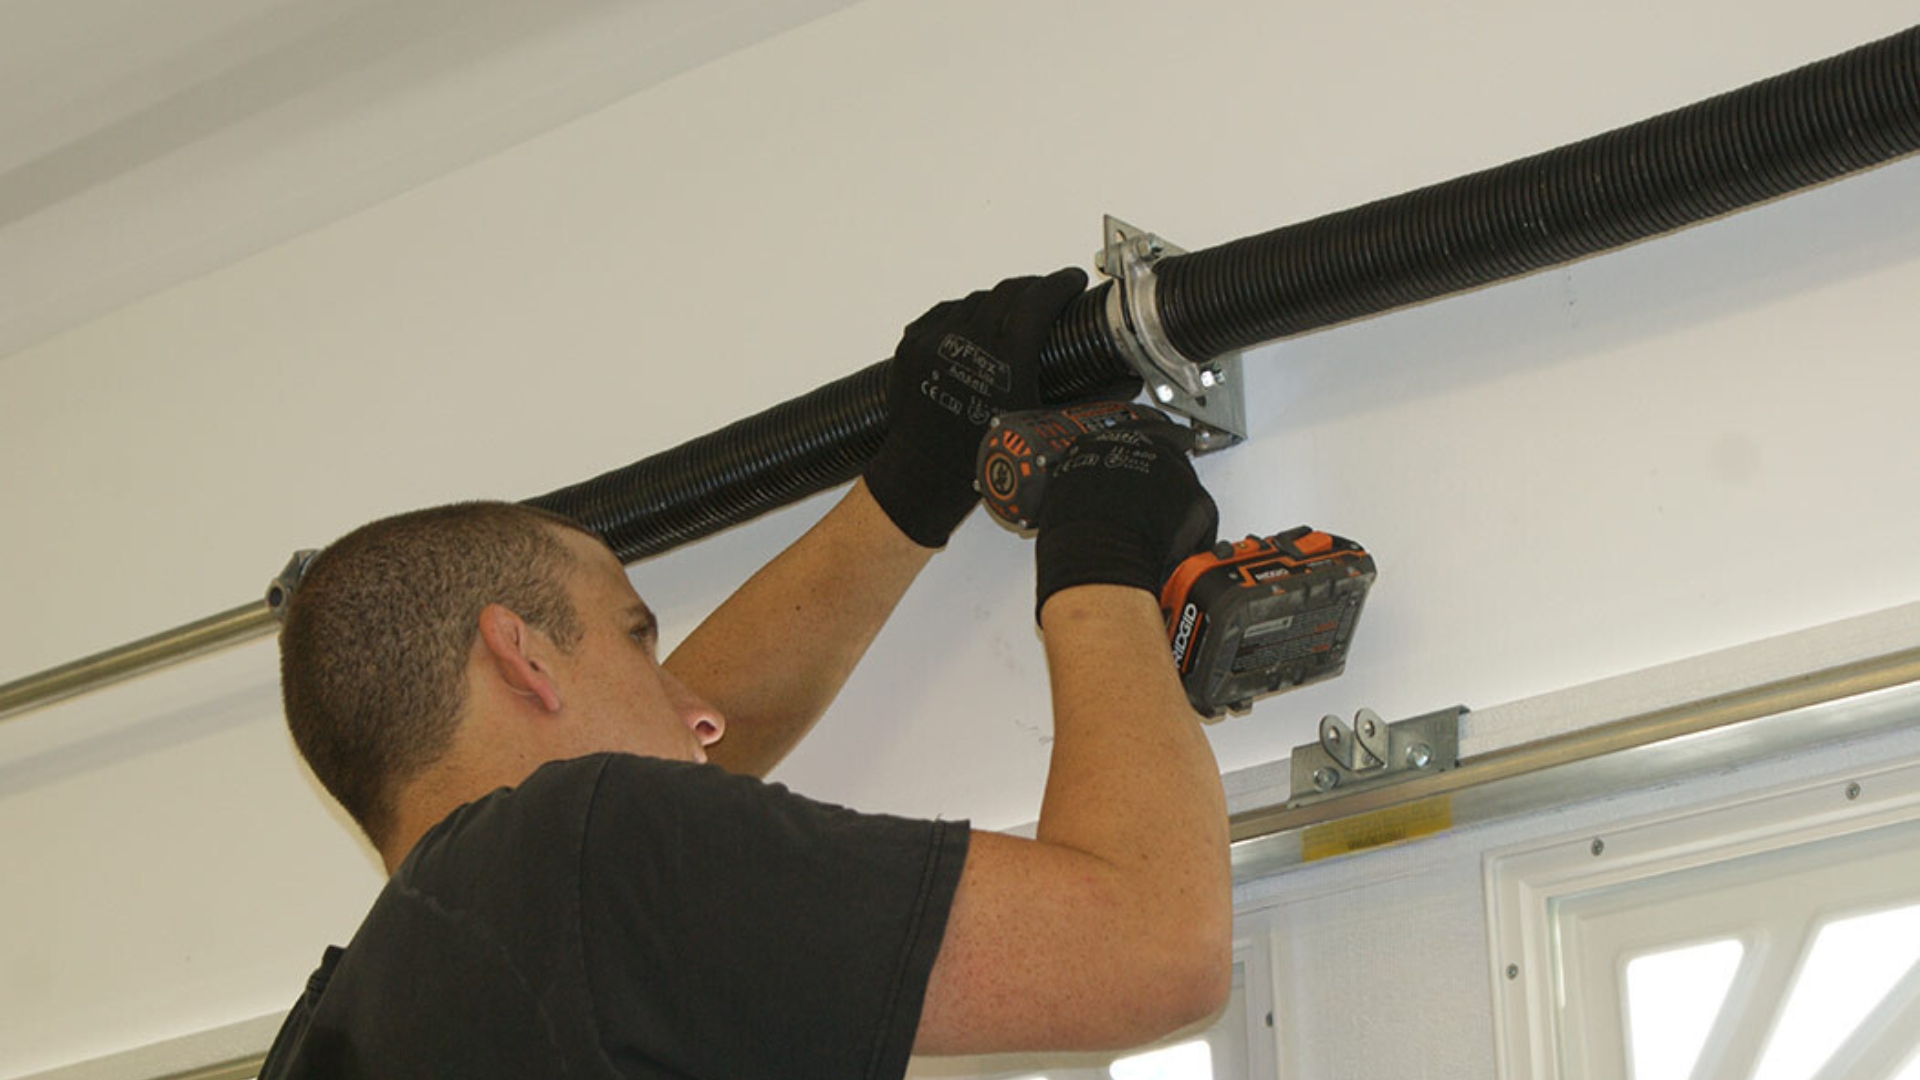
[1301,796,1453,862]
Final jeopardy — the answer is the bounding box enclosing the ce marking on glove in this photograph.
[918,371,990,426]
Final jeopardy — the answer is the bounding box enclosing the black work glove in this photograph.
[864,267,1088,547]
[1033,427,1219,622]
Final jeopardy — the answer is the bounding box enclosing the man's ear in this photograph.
[475,603,563,713]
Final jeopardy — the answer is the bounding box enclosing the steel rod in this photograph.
[0,602,276,722]
[1227,645,1920,879]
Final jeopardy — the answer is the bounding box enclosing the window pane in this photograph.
[1753,903,1920,1080]
[1623,938,1744,1080]
[1109,1039,1212,1080]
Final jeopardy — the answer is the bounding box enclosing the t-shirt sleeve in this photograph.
[578,754,969,1080]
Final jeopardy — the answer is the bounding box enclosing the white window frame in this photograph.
[1486,747,1920,1080]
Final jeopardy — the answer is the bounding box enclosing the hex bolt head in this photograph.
[1405,743,1433,769]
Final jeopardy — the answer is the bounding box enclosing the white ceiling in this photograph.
[0,0,859,361]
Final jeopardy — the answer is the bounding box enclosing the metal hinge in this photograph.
[1288,706,1465,808]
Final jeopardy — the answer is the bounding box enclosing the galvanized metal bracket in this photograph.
[1095,215,1247,452]
[1288,706,1465,808]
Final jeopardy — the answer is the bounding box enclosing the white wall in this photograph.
[3,0,1919,1073]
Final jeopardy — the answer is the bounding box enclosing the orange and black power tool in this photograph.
[977,402,1376,718]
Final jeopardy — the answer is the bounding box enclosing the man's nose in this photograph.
[664,671,725,747]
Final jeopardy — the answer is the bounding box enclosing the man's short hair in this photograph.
[279,501,593,845]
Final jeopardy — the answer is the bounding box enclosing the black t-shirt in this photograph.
[260,753,970,1079]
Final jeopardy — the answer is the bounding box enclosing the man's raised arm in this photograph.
[662,480,930,777]
[664,269,1089,777]
[916,427,1234,1054]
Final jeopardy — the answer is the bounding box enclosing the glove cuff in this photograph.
[1034,520,1164,622]
[863,440,979,549]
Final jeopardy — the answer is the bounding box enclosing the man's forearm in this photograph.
[1037,585,1233,990]
[1036,586,1228,858]
[913,585,1233,1053]
[663,480,935,777]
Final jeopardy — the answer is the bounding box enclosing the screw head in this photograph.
[1406,743,1433,769]
[1847,782,1862,801]
[1506,964,1520,980]
[1591,838,1606,857]
[1312,768,1340,792]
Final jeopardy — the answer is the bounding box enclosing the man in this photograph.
[263,269,1232,1077]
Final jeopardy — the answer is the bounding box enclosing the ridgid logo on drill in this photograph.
[1170,602,1200,668]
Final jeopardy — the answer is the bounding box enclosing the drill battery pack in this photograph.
[1159,527,1376,718]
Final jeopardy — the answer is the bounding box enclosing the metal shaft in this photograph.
[0,602,277,722]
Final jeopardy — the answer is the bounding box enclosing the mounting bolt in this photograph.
[1591,838,1606,857]
[1406,743,1433,769]
[1361,718,1377,738]
[1312,768,1340,792]
[1846,782,1862,801]
[1153,383,1175,404]
[1506,964,1520,980]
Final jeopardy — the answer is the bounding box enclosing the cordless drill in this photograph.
[977,402,1376,718]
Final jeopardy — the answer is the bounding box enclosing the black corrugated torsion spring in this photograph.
[532,25,1920,563]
